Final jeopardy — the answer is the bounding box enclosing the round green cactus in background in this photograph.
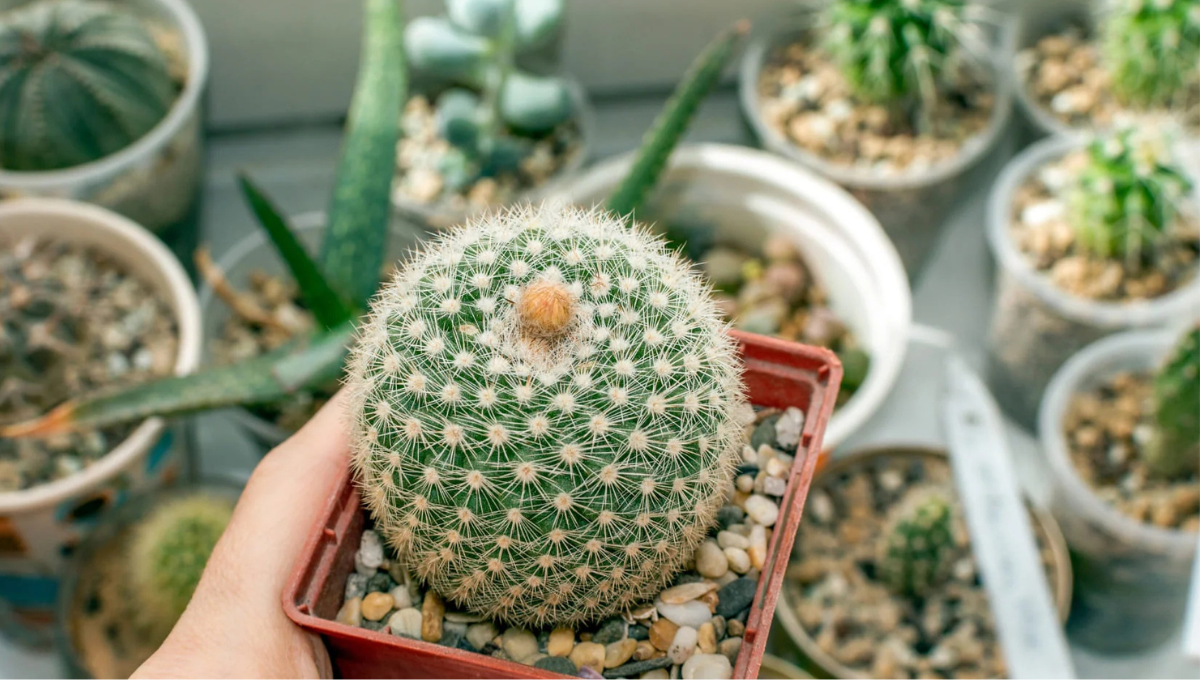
[1146,324,1200,479]
[1103,0,1200,112]
[347,203,751,627]
[128,493,234,638]
[0,0,179,172]
[877,486,956,598]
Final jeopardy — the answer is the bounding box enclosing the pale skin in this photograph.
[132,393,349,678]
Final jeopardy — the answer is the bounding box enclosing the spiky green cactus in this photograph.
[0,0,178,172]
[346,202,751,627]
[877,487,956,598]
[406,0,573,189]
[1145,325,1200,478]
[821,0,987,121]
[1103,0,1200,112]
[1067,127,1193,265]
[128,494,234,638]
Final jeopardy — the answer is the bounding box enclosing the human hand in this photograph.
[133,392,349,678]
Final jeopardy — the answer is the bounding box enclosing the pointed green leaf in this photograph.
[320,0,408,307]
[237,173,351,330]
[606,20,750,219]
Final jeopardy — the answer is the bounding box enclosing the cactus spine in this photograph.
[1103,0,1200,112]
[1146,325,1200,478]
[347,203,750,627]
[128,494,234,638]
[877,487,956,598]
[0,0,178,172]
[1068,127,1194,265]
[820,0,988,124]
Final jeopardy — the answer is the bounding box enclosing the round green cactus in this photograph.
[128,494,234,638]
[821,0,987,114]
[0,0,178,172]
[1103,0,1200,111]
[1068,127,1194,263]
[347,203,750,627]
[1146,324,1200,479]
[877,487,956,598]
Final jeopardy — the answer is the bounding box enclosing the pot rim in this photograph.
[0,198,203,513]
[986,134,1200,328]
[773,445,1075,680]
[1037,329,1199,557]
[1010,0,1095,140]
[544,141,912,452]
[737,12,1016,191]
[0,0,208,188]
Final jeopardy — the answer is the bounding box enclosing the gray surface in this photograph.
[3,89,1197,678]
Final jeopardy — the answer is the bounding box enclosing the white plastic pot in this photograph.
[1011,0,1094,142]
[984,135,1200,429]
[738,14,1015,279]
[198,212,431,450]
[0,0,209,244]
[546,143,912,451]
[0,198,202,647]
[1039,329,1198,652]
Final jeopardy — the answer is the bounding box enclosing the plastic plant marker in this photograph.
[941,356,1075,679]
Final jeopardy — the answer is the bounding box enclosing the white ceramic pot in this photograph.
[738,13,1015,279]
[984,135,1200,429]
[1039,329,1198,652]
[546,143,912,452]
[0,198,202,647]
[0,0,208,244]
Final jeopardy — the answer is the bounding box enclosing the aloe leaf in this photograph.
[237,173,351,330]
[0,326,354,439]
[319,0,408,308]
[605,20,750,219]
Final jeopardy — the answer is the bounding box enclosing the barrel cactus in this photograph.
[128,494,234,638]
[0,0,178,172]
[346,203,751,627]
[821,0,989,119]
[877,487,956,598]
[405,0,573,188]
[1145,324,1200,478]
[1103,0,1200,111]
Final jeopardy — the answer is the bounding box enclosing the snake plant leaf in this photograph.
[515,0,563,49]
[500,72,573,133]
[237,173,351,330]
[0,326,354,439]
[606,20,750,219]
[405,15,489,80]
[319,0,408,308]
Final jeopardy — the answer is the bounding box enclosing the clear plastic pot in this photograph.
[738,14,1015,280]
[1011,0,1093,143]
[0,0,208,263]
[984,135,1200,430]
[1038,330,1199,652]
[198,212,431,451]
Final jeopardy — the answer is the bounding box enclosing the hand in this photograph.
[133,392,349,678]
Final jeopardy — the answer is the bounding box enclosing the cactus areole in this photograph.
[347,204,752,627]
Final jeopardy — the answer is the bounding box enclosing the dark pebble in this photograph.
[751,415,780,449]
[734,607,750,623]
[593,616,627,644]
[715,578,756,618]
[711,615,726,640]
[534,656,578,675]
[538,629,551,653]
[736,464,759,477]
[673,572,705,586]
[365,572,394,594]
[601,656,673,678]
[716,505,744,529]
[441,628,464,649]
[362,619,386,633]
[455,635,479,653]
[344,573,367,600]
[481,642,500,655]
[628,624,649,641]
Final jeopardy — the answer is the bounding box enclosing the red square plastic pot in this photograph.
[283,331,842,679]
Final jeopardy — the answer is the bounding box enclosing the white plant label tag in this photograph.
[941,356,1076,679]
[1185,539,1200,661]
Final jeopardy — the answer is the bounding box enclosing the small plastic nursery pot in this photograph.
[757,654,814,679]
[1011,0,1092,142]
[0,199,202,647]
[198,212,431,451]
[54,476,243,679]
[772,446,1074,680]
[391,79,596,231]
[737,15,1015,279]
[284,332,843,679]
[547,143,912,454]
[1038,330,1199,653]
[0,0,209,259]
[984,135,1200,430]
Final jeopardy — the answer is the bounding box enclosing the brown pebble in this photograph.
[634,640,658,661]
[699,590,719,613]
[361,592,394,622]
[421,591,444,642]
[727,619,745,637]
[659,581,718,604]
[650,618,680,651]
[697,622,717,654]
[570,641,605,674]
[336,597,362,627]
[605,638,638,668]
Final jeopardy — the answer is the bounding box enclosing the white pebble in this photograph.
[717,531,749,550]
[357,530,384,571]
[669,626,699,665]
[763,477,787,497]
[658,600,714,630]
[764,456,789,478]
[741,445,757,464]
[724,548,751,574]
[388,608,422,638]
[1020,200,1064,226]
[774,407,805,449]
[695,540,728,579]
[744,495,779,527]
[466,622,498,650]
[388,585,412,610]
[682,653,733,680]
[501,628,539,663]
[735,475,754,493]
